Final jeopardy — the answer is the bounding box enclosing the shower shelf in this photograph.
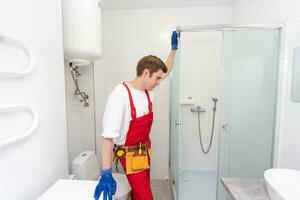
[0,33,35,77]
[180,98,195,105]
[0,104,39,148]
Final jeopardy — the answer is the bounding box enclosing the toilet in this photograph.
[38,151,131,200]
[71,151,131,200]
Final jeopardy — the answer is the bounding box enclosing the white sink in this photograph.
[264,168,300,200]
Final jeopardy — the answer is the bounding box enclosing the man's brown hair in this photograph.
[136,55,168,77]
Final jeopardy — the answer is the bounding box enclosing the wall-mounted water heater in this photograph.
[62,0,101,107]
[62,0,101,67]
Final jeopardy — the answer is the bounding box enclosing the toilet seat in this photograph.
[38,174,131,200]
[112,173,131,200]
[96,173,131,200]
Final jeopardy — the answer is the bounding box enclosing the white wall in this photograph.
[279,23,300,170]
[233,0,300,24]
[65,63,96,170]
[0,0,68,199]
[179,32,222,170]
[95,6,232,179]
[233,0,300,170]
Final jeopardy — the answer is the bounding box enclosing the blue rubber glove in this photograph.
[94,168,117,200]
[171,31,178,50]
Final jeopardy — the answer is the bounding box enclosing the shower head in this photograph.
[212,98,218,102]
[212,98,218,111]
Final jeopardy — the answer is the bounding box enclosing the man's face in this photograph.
[143,69,164,91]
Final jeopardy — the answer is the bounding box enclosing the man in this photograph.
[94,31,178,200]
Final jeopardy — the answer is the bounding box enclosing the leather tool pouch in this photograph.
[125,143,151,175]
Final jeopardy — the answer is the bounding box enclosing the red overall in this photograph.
[120,82,154,200]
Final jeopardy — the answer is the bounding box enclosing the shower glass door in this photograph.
[217,29,280,199]
[170,38,181,200]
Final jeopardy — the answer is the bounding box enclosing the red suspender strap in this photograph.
[145,90,152,113]
[122,82,137,119]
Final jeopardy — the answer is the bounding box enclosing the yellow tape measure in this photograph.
[116,148,126,157]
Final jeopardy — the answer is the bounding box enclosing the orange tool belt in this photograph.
[113,142,151,174]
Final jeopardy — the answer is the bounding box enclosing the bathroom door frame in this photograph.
[171,24,285,199]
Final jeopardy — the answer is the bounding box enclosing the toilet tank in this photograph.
[72,151,100,180]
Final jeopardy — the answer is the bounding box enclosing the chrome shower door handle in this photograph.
[222,124,228,132]
[175,120,181,126]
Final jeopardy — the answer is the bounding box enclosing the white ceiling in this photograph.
[101,0,236,10]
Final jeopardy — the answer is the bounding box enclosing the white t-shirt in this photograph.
[101,83,154,145]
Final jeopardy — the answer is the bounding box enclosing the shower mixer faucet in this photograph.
[191,106,206,113]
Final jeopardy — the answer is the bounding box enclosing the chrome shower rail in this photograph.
[176,24,282,33]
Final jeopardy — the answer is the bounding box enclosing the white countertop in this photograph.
[221,177,270,200]
[38,179,101,200]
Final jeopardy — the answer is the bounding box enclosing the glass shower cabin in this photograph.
[169,26,281,200]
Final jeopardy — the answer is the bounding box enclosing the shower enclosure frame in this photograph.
[169,24,284,200]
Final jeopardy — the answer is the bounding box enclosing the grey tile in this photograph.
[151,179,172,200]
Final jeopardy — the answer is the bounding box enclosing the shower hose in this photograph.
[197,100,217,154]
